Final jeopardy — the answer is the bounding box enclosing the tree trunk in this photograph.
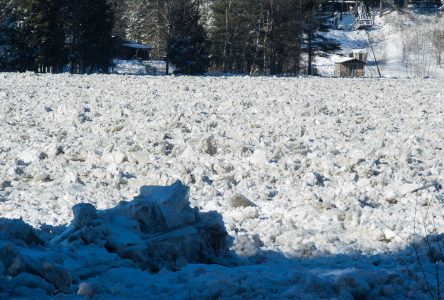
[263,10,269,74]
[402,0,408,13]
[307,29,313,75]
[250,17,262,75]
[222,2,230,73]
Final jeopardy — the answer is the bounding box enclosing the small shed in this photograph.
[335,58,366,77]
[120,41,153,60]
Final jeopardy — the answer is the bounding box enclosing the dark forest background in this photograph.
[0,0,336,75]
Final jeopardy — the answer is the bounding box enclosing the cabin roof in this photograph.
[335,58,367,65]
[122,43,153,50]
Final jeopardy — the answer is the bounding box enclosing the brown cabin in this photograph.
[121,42,153,60]
[335,58,366,77]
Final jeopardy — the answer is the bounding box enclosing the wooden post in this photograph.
[164,56,169,75]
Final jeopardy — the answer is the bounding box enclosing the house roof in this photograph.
[122,43,153,50]
[335,58,367,65]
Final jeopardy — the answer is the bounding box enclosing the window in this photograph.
[350,65,357,77]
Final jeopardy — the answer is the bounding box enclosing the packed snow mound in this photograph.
[0,181,228,298]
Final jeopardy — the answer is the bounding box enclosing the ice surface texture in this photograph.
[0,73,443,299]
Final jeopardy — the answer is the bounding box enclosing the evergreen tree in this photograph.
[108,0,169,59]
[264,0,303,75]
[19,0,66,72]
[108,0,211,65]
[0,0,20,71]
[2,0,324,75]
[108,0,131,39]
[210,0,259,73]
[0,0,65,72]
[210,0,320,75]
[167,0,209,74]
[300,0,321,75]
[63,0,114,73]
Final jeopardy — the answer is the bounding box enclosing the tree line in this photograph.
[0,0,113,73]
[0,0,322,75]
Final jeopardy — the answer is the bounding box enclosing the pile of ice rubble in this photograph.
[0,181,229,298]
[0,73,443,298]
[1,182,444,299]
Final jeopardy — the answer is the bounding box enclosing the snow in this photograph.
[112,59,175,75]
[0,72,443,298]
[316,10,444,78]
[335,57,366,63]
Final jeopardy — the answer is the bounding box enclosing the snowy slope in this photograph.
[0,73,443,299]
[316,10,444,78]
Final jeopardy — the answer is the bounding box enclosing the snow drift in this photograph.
[0,181,228,298]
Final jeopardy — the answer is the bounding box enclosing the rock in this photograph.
[137,180,198,230]
[78,282,101,298]
[233,235,260,257]
[248,149,267,167]
[0,242,72,292]
[384,191,397,204]
[102,151,127,164]
[4,272,55,296]
[199,135,217,156]
[51,181,228,272]
[212,162,234,175]
[111,124,124,133]
[427,245,444,263]
[0,180,11,190]
[46,144,64,158]
[33,172,51,182]
[231,194,257,208]
[103,143,114,154]
[0,243,26,276]
[143,217,228,271]
[125,199,169,234]
[375,230,388,242]
[251,234,264,247]
[298,242,317,257]
[0,218,44,246]
[398,183,421,196]
[39,261,72,292]
[159,138,174,156]
[347,149,366,165]
[127,151,151,164]
[72,203,97,229]
[17,150,38,165]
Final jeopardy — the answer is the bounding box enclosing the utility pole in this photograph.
[379,0,383,18]
[366,31,382,78]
